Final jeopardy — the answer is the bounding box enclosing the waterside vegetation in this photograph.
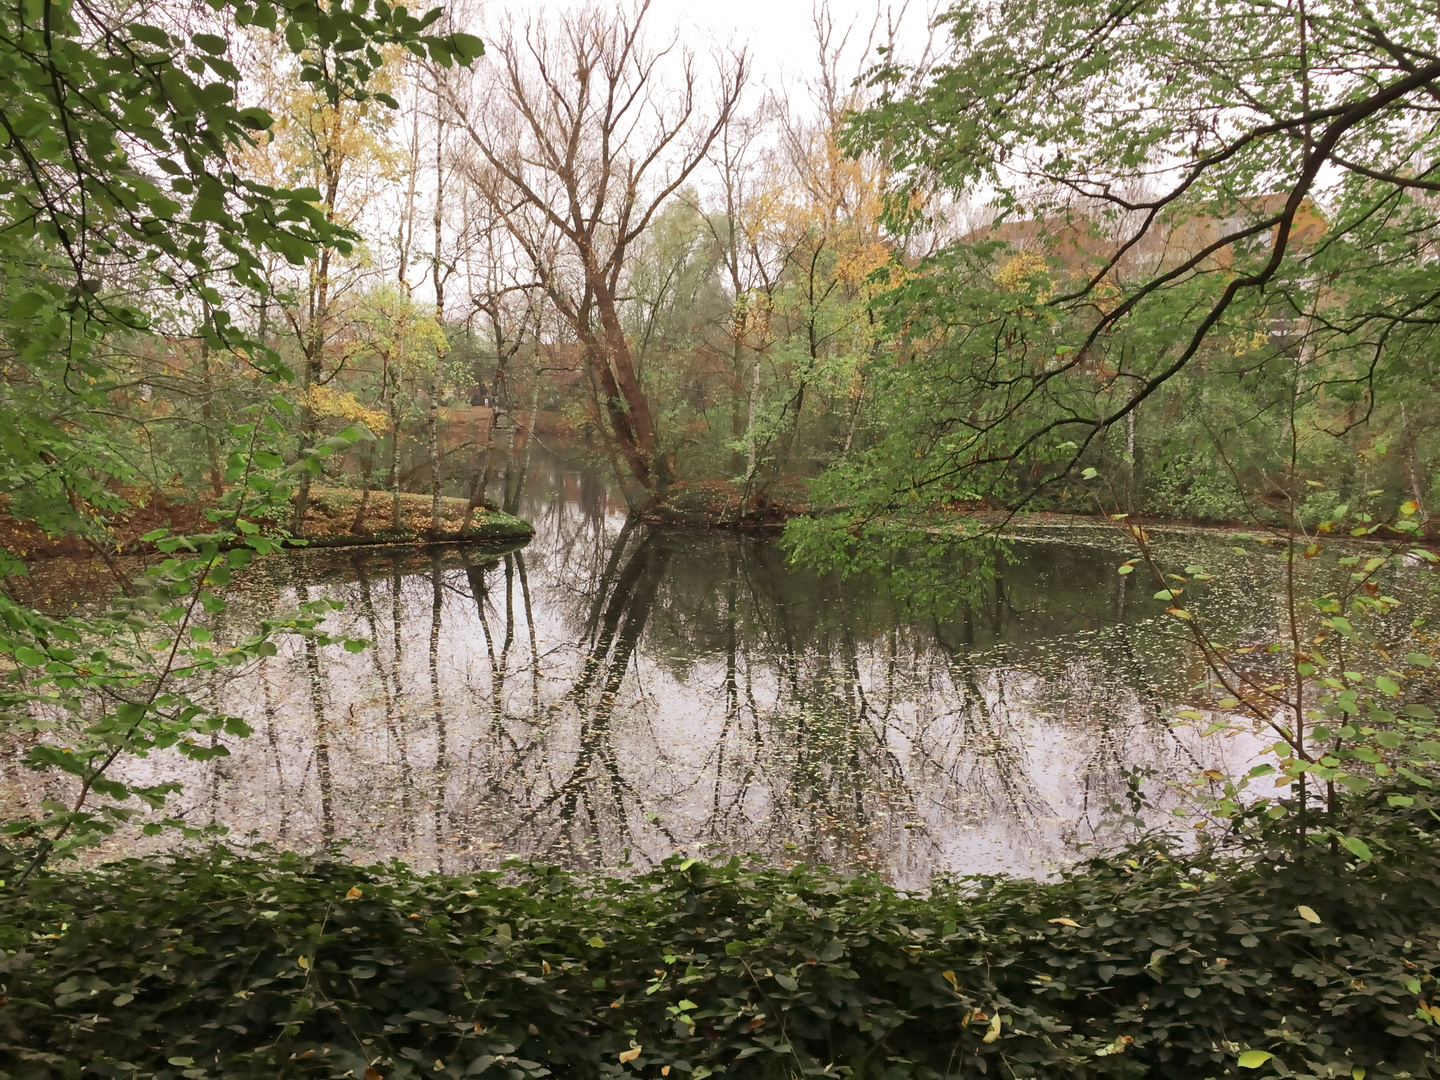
[3,0,1440,1076]
[3,788,1439,1080]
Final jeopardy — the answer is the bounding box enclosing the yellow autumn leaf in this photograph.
[346,886,362,899]
[1048,918,1081,927]
[1401,500,1419,516]
[942,970,958,990]
[1297,905,1321,923]
[297,955,309,969]
[618,1047,642,1064]
[982,1014,1002,1043]
[541,960,551,974]
[300,384,389,432]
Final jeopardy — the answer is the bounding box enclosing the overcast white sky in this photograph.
[490,0,942,97]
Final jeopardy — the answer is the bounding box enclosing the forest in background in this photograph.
[9,0,1435,544]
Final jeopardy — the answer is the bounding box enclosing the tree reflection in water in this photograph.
[118,464,1271,886]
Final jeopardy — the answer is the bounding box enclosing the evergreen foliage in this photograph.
[2,791,1438,1079]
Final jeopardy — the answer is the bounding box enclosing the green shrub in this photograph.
[2,791,1438,1080]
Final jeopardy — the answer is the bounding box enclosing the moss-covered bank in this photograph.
[290,488,533,547]
[2,793,1438,1080]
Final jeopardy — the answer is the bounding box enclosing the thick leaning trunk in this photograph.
[588,267,669,504]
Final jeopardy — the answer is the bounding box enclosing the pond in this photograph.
[113,462,1323,887]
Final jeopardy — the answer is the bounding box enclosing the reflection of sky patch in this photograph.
[99,462,1433,887]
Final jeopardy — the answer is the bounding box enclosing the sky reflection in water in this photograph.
[120,465,1278,886]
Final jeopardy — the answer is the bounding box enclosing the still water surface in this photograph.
[122,463,1283,886]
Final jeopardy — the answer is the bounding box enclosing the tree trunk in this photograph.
[503,385,540,517]
[388,374,403,533]
[428,105,448,536]
[1402,402,1430,528]
[198,308,223,500]
[291,154,342,537]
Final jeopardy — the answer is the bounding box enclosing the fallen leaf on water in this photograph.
[618,1047,642,1064]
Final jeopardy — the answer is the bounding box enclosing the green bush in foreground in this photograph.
[1,794,1437,1080]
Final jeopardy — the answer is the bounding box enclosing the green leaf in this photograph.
[1237,1051,1274,1069]
[448,31,485,61]
[1340,836,1373,861]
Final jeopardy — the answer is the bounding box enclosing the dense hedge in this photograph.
[2,803,1438,1080]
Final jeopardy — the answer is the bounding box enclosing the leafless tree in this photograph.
[446,0,747,507]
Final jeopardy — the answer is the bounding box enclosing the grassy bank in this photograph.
[2,792,1437,1080]
[294,488,532,545]
[0,487,533,610]
[0,487,533,563]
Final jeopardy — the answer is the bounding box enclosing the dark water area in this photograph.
[113,460,1297,887]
